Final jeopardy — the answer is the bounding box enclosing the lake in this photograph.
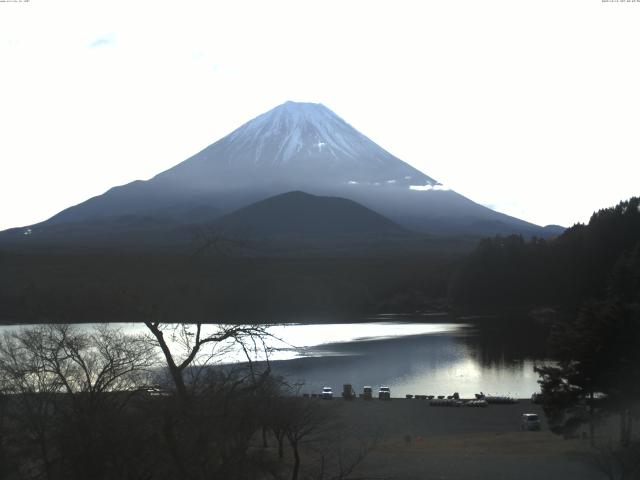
[0,315,550,398]
[265,316,548,398]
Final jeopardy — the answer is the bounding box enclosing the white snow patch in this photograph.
[404,176,412,180]
[410,184,450,191]
[348,180,358,185]
[386,179,396,184]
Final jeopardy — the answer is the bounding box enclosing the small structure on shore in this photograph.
[485,396,518,404]
[378,386,391,400]
[430,398,462,407]
[342,384,356,400]
[360,386,373,400]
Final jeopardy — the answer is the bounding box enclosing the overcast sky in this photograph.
[1,0,639,231]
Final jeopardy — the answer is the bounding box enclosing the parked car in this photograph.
[521,413,541,431]
[362,386,373,400]
[378,386,391,400]
[321,386,333,400]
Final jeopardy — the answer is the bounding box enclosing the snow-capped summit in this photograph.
[224,101,422,171]
[225,101,369,166]
[157,101,435,189]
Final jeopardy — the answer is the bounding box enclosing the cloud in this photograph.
[89,34,115,48]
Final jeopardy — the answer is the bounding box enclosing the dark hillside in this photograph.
[215,191,405,236]
[449,197,640,310]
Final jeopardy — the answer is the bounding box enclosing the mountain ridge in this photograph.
[1,101,560,244]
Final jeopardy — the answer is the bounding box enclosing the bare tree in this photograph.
[136,318,284,480]
[281,397,333,480]
[142,321,272,404]
[311,435,382,480]
[0,330,60,479]
[36,325,153,392]
[0,324,158,480]
[0,390,9,479]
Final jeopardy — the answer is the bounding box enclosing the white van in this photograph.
[521,413,541,431]
[321,386,333,400]
[378,386,391,400]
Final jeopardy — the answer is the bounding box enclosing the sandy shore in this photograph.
[318,398,602,480]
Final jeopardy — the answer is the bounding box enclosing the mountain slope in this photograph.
[159,101,436,188]
[1,101,555,245]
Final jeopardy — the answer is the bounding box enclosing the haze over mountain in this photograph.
[1,101,562,248]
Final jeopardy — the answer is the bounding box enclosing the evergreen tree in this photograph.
[536,242,640,445]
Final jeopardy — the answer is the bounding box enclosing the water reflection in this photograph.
[0,318,549,398]
[459,316,550,367]
[269,324,545,398]
[266,322,464,360]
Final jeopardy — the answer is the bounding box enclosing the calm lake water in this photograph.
[267,317,548,398]
[0,315,550,398]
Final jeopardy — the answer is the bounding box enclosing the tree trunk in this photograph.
[620,409,632,447]
[291,442,300,480]
[38,435,53,480]
[144,322,189,404]
[589,390,595,446]
[262,426,268,448]
[167,363,189,404]
[162,413,193,480]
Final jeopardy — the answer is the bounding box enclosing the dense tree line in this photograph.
[449,197,640,310]
[0,251,455,323]
[534,242,640,478]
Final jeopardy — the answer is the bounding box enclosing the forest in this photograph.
[0,250,454,324]
[449,197,640,311]
[1,197,639,324]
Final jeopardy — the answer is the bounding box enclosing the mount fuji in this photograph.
[1,101,560,248]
